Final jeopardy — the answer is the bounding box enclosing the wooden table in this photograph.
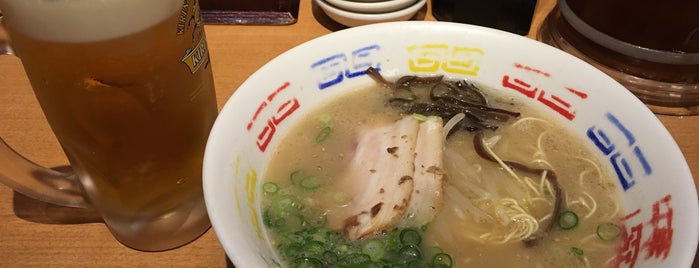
[0,0,696,267]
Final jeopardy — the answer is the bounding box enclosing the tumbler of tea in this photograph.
[0,0,218,251]
[538,0,699,115]
[431,0,538,35]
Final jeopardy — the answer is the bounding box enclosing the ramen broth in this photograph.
[262,79,623,267]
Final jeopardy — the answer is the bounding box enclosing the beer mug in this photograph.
[0,0,218,251]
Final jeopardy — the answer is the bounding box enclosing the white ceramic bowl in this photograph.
[315,0,426,27]
[325,0,416,14]
[203,21,698,268]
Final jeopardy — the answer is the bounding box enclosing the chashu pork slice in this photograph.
[399,116,445,228]
[332,116,419,240]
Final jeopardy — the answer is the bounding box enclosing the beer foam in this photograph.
[0,0,181,43]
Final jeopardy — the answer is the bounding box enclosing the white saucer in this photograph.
[325,0,416,14]
[315,0,426,27]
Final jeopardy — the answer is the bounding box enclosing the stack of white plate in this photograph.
[315,0,427,27]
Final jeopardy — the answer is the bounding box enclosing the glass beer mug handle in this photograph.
[0,15,87,208]
[0,138,89,208]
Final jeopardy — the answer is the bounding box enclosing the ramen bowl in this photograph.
[203,21,698,267]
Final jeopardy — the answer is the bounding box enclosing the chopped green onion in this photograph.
[385,228,402,251]
[293,257,323,268]
[400,229,422,246]
[337,244,350,254]
[315,126,331,143]
[263,180,449,267]
[570,247,584,257]
[364,263,383,268]
[284,243,304,259]
[304,240,326,256]
[265,195,301,229]
[398,244,422,261]
[338,253,372,267]
[432,252,453,268]
[290,170,304,186]
[321,251,338,264]
[361,239,385,261]
[333,191,350,204]
[300,176,323,190]
[262,182,279,194]
[272,195,297,213]
[406,260,422,268]
[288,213,307,230]
[558,210,579,230]
[412,113,427,122]
[305,213,327,229]
[318,114,333,125]
[597,222,622,241]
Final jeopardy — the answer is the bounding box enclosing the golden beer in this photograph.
[0,0,217,250]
